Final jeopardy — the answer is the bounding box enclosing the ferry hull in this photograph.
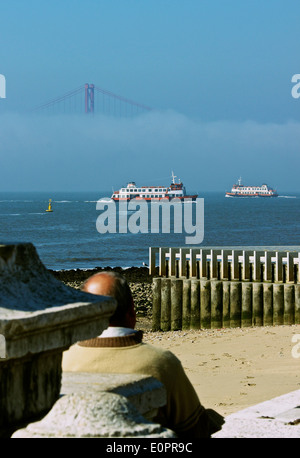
[225,192,278,198]
[112,195,198,202]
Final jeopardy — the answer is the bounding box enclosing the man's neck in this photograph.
[99,326,137,337]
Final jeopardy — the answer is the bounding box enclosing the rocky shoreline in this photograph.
[49,266,157,319]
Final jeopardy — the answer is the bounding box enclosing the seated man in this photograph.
[62,271,223,438]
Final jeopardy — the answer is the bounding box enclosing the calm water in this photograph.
[0,191,299,271]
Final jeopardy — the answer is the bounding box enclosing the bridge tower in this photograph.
[85,83,94,114]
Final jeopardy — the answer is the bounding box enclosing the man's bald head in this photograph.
[83,272,117,297]
[82,271,136,328]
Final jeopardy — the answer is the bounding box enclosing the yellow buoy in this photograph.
[46,199,53,212]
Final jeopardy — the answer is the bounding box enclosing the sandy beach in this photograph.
[139,320,300,416]
[55,267,300,418]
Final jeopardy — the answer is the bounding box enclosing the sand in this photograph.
[58,269,300,418]
[137,320,300,416]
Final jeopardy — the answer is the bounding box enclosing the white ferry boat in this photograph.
[225,178,278,198]
[111,172,198,202]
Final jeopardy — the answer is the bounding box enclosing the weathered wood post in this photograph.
[263,283,273,326]
[211,280,223,328]
[252,283,264,326]
[284,284,295,325]
[273,283,284,325]
[200,279,211,329]
[152,277,161,331]
[190,279,200,330]
[150,247,300,331]
[241,282,252,327]
[230,281,242,327]
[171,278,182,331]
[182,279,191,330]
[222,281,231,328]
[160,278,171,331]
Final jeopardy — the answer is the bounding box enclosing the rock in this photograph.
[12,391,176,438]
[50,267,155,318]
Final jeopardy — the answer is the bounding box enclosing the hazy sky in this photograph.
[0,0,300,192]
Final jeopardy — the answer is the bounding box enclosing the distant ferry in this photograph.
[225,178,278,198]
[111,172,198,202]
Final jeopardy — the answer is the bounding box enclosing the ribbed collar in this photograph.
[78,330,144,348]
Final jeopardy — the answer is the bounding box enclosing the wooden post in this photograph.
[241,282,252,327]
[171,278,182,330]
[284,284,295,325]
[242,250,251,281]
[182,279,191,330]
[210,250,219,279]
[160,278,171,331]
[253,251,264,281]
[211,280,223,328]
[274,252,284,283]
[190,279,200,329]
[263,283,273,326]
[264,251,275,282]
[200,249,210,278]
[170,248,179,277]
[273,283,284,325]
[200,279,211,328]
[230,281,241,327]
[220,250,231,280]
[152,278,161,331]
[252,282,264,326]
[159,247,169,277]
[149,247,158,276]
[222,281,231,327]
[189,249,199,278]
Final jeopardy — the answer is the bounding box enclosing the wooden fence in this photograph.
[149,247,300,283]
[149,247,300,330]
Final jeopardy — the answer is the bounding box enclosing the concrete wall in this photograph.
[152,277,300,331]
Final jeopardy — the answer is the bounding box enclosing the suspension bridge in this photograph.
[31,83,152,117]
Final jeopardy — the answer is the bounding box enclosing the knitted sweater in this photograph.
[62,331,215,438]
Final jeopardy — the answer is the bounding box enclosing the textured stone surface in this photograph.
[0,350,62,437]
[213,389,300,438]
[0,243,116,359]
[12,391,176,438]
[61,372,167,420]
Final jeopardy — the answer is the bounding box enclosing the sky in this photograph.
[0,0,300,193]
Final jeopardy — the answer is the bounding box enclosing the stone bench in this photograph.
[12,372,175,438]
[0,243,174,438]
